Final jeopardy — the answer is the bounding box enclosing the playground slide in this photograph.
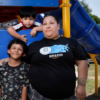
[0,0,100,63]
[44,0,100,64]
[0,29,63,59]
[0,29,44,59]
[70,0,100,64]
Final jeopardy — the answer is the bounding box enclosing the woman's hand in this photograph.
[0,59,4,66]
[0,60,2,66]
[76,85,86,100]
[0,58,9,66]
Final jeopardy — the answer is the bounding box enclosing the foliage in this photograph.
[86,64,100,96]
[79,0,92,14]
[79,0,100,26]
[89,14,100,25]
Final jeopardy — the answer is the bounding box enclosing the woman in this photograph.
[0,14,88,100]
[25,14,88,100]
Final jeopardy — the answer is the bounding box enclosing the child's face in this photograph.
[21,16,35,28]
[8,43,25,60]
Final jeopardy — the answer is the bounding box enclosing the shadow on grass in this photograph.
[85,87,100,100]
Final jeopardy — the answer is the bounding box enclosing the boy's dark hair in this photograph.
[7,39,27,56]
[43,14,59,24]
[19,6,36,19]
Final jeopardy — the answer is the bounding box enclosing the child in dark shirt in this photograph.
[7,6,43,43]
[0,39,29,100]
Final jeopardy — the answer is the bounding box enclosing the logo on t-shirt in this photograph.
[39,44,69,57]
[40,47,51,55]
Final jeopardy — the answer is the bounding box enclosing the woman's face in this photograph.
[43,16,60,40]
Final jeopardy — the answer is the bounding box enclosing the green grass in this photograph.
[86,64,100,96]
[86,79,95,95]
[75,63,100,96]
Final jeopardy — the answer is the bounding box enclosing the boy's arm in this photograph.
[7,26,27,43]
[21,86,28,100]
[30,25,43,37]
[21,64,29,100]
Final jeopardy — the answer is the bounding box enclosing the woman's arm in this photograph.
[21,86,28,100]
[0,58,9,65]
[75,60,88,100]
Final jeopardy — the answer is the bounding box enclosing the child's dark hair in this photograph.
[43,14,59,24]
[19,6,36,18]
[7,39,27,56]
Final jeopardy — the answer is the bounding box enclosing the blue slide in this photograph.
[70,0,100,63]
[0,29,44,59]
[44,0,100,64]
[0,0,100,63]
[0,29,63,59]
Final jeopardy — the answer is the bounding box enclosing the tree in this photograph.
[79,0,100,26]
[89,14,100,26]
[79,0,92,14]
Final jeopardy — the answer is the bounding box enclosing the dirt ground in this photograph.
[85,87,100,100]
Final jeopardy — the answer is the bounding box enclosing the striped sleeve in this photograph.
[33,21,41,26]
[13,22,23,31]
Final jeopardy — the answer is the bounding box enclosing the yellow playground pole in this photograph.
[89,54,98,96]
[60,0,71,38]
[60,0,99,96]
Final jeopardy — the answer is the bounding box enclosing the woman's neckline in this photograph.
[44,35,61,41]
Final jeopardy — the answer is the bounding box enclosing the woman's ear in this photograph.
[58,24,60,30]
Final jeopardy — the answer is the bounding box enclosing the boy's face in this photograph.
[8,43,25,60]
[21,16,35,28]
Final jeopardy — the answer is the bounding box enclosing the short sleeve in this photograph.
[12,22,23,31]
[33,21,41,26]
[23,63,29,87]
[74,40,87,60]
[23,41,38,64]
[23,46,32,64]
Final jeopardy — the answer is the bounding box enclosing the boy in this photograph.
[0,39,29,100]
[7,6,43,43]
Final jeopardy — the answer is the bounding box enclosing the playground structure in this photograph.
[0,0,100,96]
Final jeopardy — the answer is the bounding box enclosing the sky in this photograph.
[80,0,100,18]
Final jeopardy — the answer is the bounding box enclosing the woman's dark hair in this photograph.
[19,6,36,19]
[43,14,59,24]
[7,39,28,55]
